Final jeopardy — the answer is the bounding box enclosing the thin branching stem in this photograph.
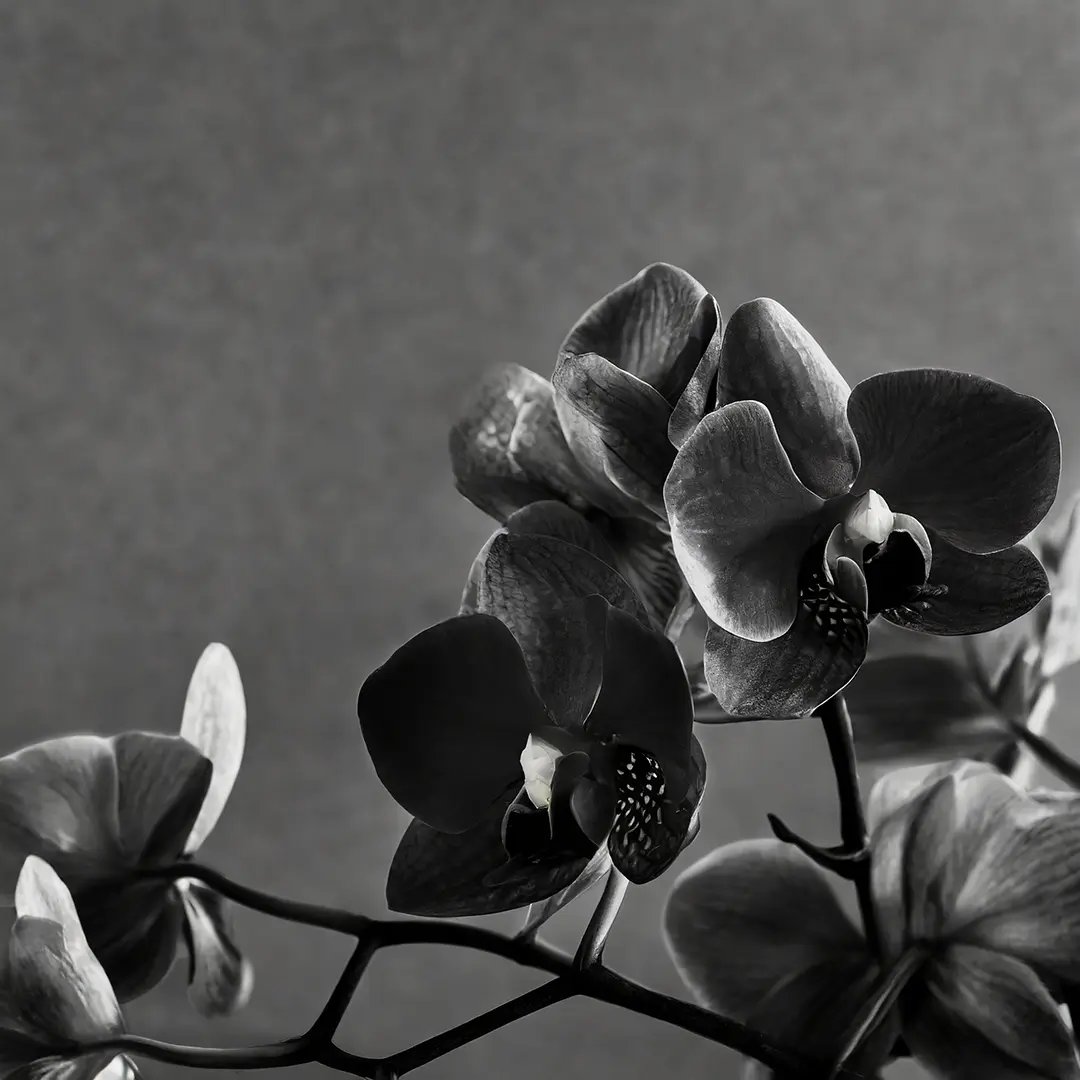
[573,868,628,970]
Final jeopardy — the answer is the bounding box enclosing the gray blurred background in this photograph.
[2,3,1079,1078]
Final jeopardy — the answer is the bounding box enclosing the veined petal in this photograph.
[357,614,548,833]
[703,602,866,718]
[561,263,715,403]
[385,783,590,917]
[717,299,860,499]
[906,946,1079,1080]
[552,351,677,516]
[668,296,723,451]
[952,800,1080,984]
[179,644,246,854]
[448,363,593,522]
[109,734,211,864]
[11,858,123,1045]
[476,531,650,726]
[848,370,1060,554]
[663,839,865,1017]
[847,656,1004,765]
[0,738,124,903]
[583,598,693,800]
[178,880,253,1018]
[664,401,825,641]
[882,532,1049,637]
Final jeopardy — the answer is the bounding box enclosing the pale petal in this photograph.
[179,880,253,1018]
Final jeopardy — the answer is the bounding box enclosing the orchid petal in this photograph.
[476,531,651,726]
[552,351,676,516]
[518,845,613,939]
[848,370,1060,554]
[357,614,547,833]
[601,516,690,634]
[178,880,253,1018]
[179,644,246,853]
[703,602,867,718]
[0,738,123,903]
[385,784,590,917]
[952,800,1080,985]
[717,299,860,499]
[561,264,715,403]
[109,733,211,864]
[668,296,723,450]
[1040,493,1080,677]
[11,857,122,1045]
[665,401,825,641]
[663,839,865,1017]
[583,597,693,800]
[906,946,1078,1080]
[847,656,1005,764]
[449,363,594,522]
[883,531,1049,637]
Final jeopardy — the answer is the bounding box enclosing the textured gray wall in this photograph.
[2,3,1079,1078]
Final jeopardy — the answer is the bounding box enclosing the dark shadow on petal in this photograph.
[357,614,546,833]
[882,534,1049,636]
[668,296,722,450]
[386,783,591,918]
[848,370,1060,554]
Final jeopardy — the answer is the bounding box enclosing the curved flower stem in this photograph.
[573,868,628,970]
[816,692,881,961]
[146,860,868,1078]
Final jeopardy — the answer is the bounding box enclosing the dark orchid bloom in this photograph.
[847,489,1080,771]
[0,645,250,1017]
[450,263,722,632]
[664,299,1060,717]
[358,510,704,915]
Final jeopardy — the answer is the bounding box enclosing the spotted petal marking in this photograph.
[799,558,868,655]
[607,745,685,884]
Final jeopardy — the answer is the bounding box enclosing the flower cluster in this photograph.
[0,262,1069,1080]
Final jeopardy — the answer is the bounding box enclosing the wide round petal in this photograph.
[848,370,1060,554]
[906,945,1078,1080]
[664,400,825,641]
[448,363,599,522]
[716,298,860,499]
[703,602,867,718]
[385,783,590,917]
[0,738,124,902]
[11,857,123,1045]
[949,799,1080,985]
[847,655,1005,765]
[109,733,211,864]
[561,263,715,402]
[178,880,253,1018]
[476,531,650,726]
[583,597,693,800]
[881,532,1049,637]
[179,643,246,854]
[357,614,548,833]
[663,839,867,1017]
[552,351,676,516]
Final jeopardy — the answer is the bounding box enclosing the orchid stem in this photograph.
[145,861,868,1079]
[816,693,881,961]
[573,868,628,970]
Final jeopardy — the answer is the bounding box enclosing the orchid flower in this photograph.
[0,645,250,1017]
[664,298,1059,717]
[450,263,722,632]
[665,759,1080,1079]
[358,507,704,916]
[848,489,1080,772]
[0,856,129,1080]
